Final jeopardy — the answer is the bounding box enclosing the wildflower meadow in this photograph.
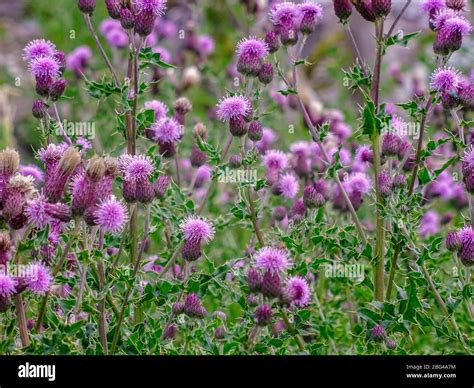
[0,0,472,363]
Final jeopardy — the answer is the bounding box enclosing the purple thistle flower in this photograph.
[20,164,43,183]
[26,262,52,295]
[283,276,311,308]
[105,28,129,49]
[163,323,177,340]
[133,0,167,16]
[263,149,289,171]
[421,0,445,13]
[94,196,128,234]
[144,100,168,120]
[355,145,373,163]
[420,210,441,238]
[348,172,371,194]
[0,274,16,297]
[254,247,291,274]
[22,39,56,62]
[236,36,269,76]
[66,45,92,76]
[216,95,251,122]
[119,154,154,182]
[180,215,215,244]
[269,2,300,45]
[28,56,60,79]
[431,67,462,93]
[279,173,299,199]
[150,117,182,144]
[25,195,51,228]
[255,304,272,326]
[197,35,215,57]
[298,1,323,34]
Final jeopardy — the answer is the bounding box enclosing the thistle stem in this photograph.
[83,14,119,85]
[371,19,385,302]
[14,294,30,348]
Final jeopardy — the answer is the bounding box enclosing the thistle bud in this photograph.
[265,31,280,53]
[193,123,207,140]
[258,63,274,85]
[105,0,122,19]
[248,120,263,142]
[372,0,391,18]
[182,240,202,262]
[49,79,67,102]
[261,270,281,298]
[334,0,353,22]
[120,8,134,30]
[32,100,46,119]
[228,154,242,169]
[78,0,96,14]
[255,304,272,326]
[445,231,461,252]
[247,268,262,292]
[229,116,248,137]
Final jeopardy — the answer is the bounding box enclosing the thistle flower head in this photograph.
[151,117,182,144]
[180,215,215,244]
[119,154,154,182]
[236,36,269,62]
[443,15,472,36]
[347,172,371,194]
[263,149,289,171]
[28,56,60,79]
[279,173,299,199]
[0,274,16,297]
[269,2,299,27]
[133,0,167,16]
[26,262,52,295]
[216,95,251,122]
[25,195,51,228]
[144,100,168,120]
[431,8,458,30]
[94,196,128,234]
[283,276,311,308]
[421,0,445,12]
[430,67,462,93]
[254,247,291,273]
[298,1,323,34]
[22,39,56,62]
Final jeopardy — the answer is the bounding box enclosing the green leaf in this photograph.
[383,31,420,54]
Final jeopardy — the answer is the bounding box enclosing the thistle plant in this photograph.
[0,0,472,356]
